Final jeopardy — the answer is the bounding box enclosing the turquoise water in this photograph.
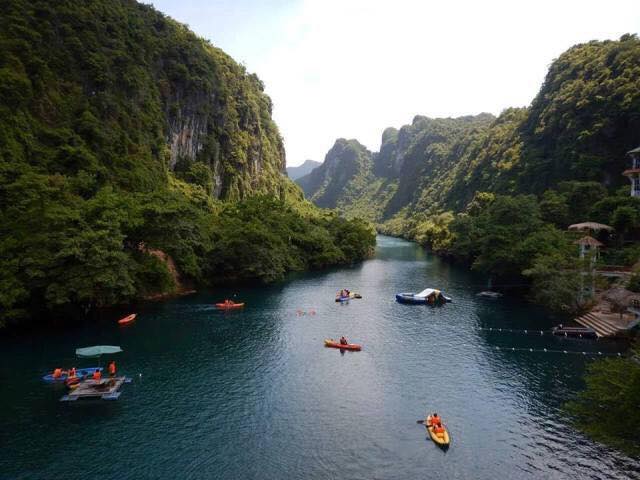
[1,235,638,479]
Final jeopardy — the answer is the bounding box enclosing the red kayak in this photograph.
[118,313,136,325]
[215,302,245,310]
[324,339,362,351]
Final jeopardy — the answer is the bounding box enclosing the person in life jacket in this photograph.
[339,336,348,345]
[53,368,63,379]
[108,361,116,377]
[429,413,441,427]
[93,369,102,381]
[68,367,76,379]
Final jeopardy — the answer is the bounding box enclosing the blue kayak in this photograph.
[42,367,102,382]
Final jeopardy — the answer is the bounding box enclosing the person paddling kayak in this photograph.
[339,336,348,345]
[427,412,441,427]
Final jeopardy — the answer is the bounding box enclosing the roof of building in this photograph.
[574,236,603,247]
[568,222,614,232]
[603,287,640,306]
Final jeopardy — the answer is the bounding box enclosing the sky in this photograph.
[149,0,639,166]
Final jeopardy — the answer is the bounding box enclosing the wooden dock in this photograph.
[60,376,131,402]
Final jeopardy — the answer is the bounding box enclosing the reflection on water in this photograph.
[0,235,637,479]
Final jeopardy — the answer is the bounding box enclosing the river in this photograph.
[1,235,638,479]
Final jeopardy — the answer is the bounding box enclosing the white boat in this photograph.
[396,288,452,304]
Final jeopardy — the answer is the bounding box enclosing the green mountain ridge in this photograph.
[0,0,375,327]
[298,35,640,228]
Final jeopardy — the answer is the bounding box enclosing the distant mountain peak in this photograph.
[286,159,321,180]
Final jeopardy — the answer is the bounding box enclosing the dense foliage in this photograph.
[567,344,640,457]
[206,196,375,283]
[0,0,375,327]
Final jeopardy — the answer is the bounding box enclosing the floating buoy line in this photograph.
[202,305,627,357]
[489,346,622,357]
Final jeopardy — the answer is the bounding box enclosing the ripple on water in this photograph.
[0,236,639,480]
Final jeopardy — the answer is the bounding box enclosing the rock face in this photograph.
[155,39,286,200]
[287,159,321,180]
[297,139,373,209]
[0,0,286,202]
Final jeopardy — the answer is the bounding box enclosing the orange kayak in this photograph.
[324,339,362,351]
[215,302,245,310]
[118,313,137,325]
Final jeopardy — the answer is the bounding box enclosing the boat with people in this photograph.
[118,313,137,325]
[425,413,450,447]
[324,338,362,351]
[42,367,102,382]
[215,300,245,310]
[551,324,597,339]
[335,289,362,302]
[396,288,451,305]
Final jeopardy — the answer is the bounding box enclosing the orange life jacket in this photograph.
[93,370,101,381]
[108,362,116,374]
[53,368,62,378]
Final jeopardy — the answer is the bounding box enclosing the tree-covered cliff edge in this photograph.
[0,0,375,327]
[298,35,640,286]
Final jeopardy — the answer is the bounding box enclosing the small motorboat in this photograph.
[551,325,597,339]
[477,291,503,299]
[42,367,103,382]
[215,301,245,310]
[324,339,362,351]
[118,313,137,325]
[396,288,451,305]
[425,414,450,447]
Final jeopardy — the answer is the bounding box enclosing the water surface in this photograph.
[1,235,638,479]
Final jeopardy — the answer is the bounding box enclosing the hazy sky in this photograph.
[149,0,639,166]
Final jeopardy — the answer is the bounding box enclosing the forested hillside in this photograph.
[0,0,375,327]
[299,35,640,225]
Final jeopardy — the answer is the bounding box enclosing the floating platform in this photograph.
[60,376,131,402]
[551,325,597,339]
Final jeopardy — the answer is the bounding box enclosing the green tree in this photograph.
[567,344,640,456]
[539,190,570,227]
[610,206,640,245]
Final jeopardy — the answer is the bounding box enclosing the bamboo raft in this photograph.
[60,376,131,402]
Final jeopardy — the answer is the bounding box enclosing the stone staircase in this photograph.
[574,312,625,338]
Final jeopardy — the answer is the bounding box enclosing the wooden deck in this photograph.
[60,376,131,402]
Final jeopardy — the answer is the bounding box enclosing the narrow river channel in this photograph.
[1,235,637,479]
